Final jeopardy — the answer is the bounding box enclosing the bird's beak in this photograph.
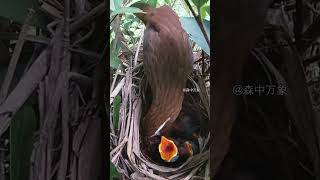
[184,141,193,156]
[158,136,178,162]
[130,3,152,24]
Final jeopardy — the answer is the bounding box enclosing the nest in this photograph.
[110,59,210,179]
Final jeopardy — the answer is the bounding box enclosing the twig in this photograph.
[110,14,118,23]
[110,78,125,104]
[72,22,96,46]
[134,28,144,66]
[202,50,205,75]
[39,2,63,19]
[70,2,106,34]
[110,66,121,93]
[171,0,178,7]
[305,1,320,15]
[57,0,71,178]
[25,34,50,44]
[47,20,61,35]
[69,47,100,60]
[0,50,48,136]
[0,10,33,104]
[184,0,210,47]
[303,54,320,66]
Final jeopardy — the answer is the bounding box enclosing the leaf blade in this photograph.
[110,7,143,17]
[110,161,120,179]
[180,17,210,55]
[114,0,124,10]
[113,95,122,130]
[191,0,208,12]
[110,50,121,70]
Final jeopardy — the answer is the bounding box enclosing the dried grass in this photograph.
[110,47,210,179]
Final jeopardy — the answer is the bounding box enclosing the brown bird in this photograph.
[131,3,202,165]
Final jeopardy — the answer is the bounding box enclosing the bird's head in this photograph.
[130,2,153,24]
[158,136,179,162]
[158,136,194,162]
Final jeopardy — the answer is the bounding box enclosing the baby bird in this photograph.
[146,109,203,165]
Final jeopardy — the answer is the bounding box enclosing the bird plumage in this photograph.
[132,3,205,165]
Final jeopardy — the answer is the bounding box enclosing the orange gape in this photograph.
[134,4,193,138]
[212,0,272,176]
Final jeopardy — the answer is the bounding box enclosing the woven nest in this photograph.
[110,55,210,179]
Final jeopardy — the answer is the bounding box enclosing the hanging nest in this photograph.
[110,53,210,179]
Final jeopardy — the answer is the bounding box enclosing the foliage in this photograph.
[180,17,210,55]
[191,0,209,19]
[110,161,120,180]
[110,7,143,17]
[112,96,122,130]
[109,0,211,70]
[110,47,121,70]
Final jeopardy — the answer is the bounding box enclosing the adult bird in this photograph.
[131,3,205,165]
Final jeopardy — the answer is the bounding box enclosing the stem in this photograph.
[184,0,210,47]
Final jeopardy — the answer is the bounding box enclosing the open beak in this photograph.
[158,136,178,162]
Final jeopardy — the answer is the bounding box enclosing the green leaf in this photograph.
[110,49,121,69]
[110,7,143,17]
[200,5,210,19]
[110,0,115,11]
[203,4,210,16]
[110,161,120,179]
[10,105,37,180]
[0,0,38,23]
[123,22,132,31]
[113,96,122,130]
[136,0,158,7]
[123,29,134,36]
[180,17,210,55]
[147,0,158,7]
[191,0,208,12]
[164,0,172,4]
[114,0,124,10]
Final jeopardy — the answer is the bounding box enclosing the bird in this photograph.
[131,3,207,165]
[146,107,203,165]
